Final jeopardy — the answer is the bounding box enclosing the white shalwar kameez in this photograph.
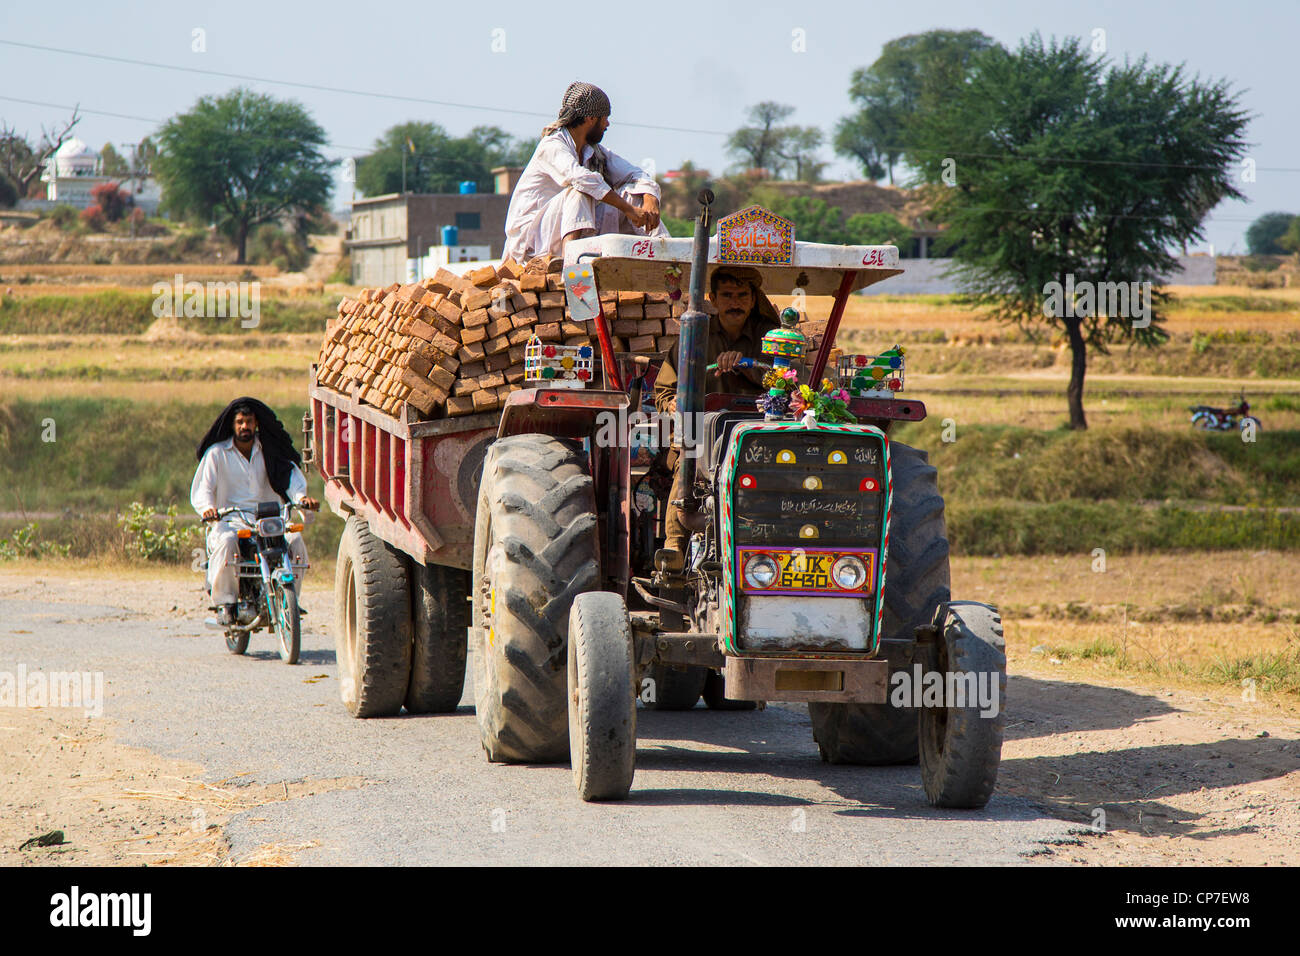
[503,128,669,264]
[190,437,310,606]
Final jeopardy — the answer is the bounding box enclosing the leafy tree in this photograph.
[356,122,534,196]
[836,30,997,184]
[844,211,911,248]
[100,143,129,177]
[1246,212,1296,255]
[774,126,827,182]
[832,112,887,181]
[1278,217,1300,255]
[153,88,332,263]
[726,102,796,177]
[906,33,1249,429]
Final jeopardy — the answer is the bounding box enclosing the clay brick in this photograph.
[461,307,490,329]
[637,319,663,336]
[510,307,538,329]
[459,324,488,345]
[446,394,477,416]
[472,389,501,412]
[459,361,487,379]
[467,265,499,288]
[628,334,657,352]
[485,334,512,355]
[539,291,566,309]
[458,341,486,363]
[534,322,562,342]
[477,371,506,390]
[644,303,671,319]
[519,272,548,293]
[485,315,514,339]
[485,351,511,372]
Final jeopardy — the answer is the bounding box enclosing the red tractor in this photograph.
[309,191,1006,806]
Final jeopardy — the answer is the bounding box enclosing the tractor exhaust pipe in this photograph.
[674,188,714,530]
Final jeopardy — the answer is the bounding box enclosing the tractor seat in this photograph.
[699,407,762,481]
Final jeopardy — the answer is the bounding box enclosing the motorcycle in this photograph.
[203,501,312,663]
[1189,392,1261,433]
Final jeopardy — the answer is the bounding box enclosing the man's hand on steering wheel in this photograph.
[297,496,320,511]
[201,507,219,522]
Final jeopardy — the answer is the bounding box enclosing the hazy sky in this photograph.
[2,0,1294,252]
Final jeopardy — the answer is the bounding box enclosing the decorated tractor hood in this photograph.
[563,204,902,297]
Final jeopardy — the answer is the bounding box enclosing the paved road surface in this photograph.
[2,592,1079,865]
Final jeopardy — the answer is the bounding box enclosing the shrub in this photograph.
[79,204,106,231]
[0,522,71,560]
[47,204,79,229]
[117,502,200,562]
[90,181,128,222]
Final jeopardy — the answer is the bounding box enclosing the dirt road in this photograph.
[2,567,1296,866]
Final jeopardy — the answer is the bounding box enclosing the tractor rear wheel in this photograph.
[471,435,600,763]
[334,515,412,717]
[919,602,1006,808]
[406,563,470,713]
[809,443,949,764]
[643,663,707,710]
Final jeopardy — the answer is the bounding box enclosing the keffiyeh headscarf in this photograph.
[542,82,611,137]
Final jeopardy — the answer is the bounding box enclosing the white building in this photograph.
[41,138,111,207]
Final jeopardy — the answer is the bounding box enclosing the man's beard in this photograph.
[235,428,255,442]
[588,122,606,144]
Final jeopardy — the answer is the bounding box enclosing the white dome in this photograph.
[55,137,94,158]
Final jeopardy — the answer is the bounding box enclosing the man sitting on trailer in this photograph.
[503,81,669,263]
[191,397,318,626]
[652,266,781,566]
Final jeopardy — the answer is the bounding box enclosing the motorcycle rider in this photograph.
[191,397,317,626]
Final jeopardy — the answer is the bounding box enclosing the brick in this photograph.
[534,322,562,342]
[462,288,494,311]
[664,316,681,334]
[505,364,527,383]
[539,291,566,309]
[463,265,495,288]
[495,384,516,402]
[617,291,646,305]
[459,361,487,379]
[510,307,538,329]
[428,364,456,390]
[657,335,679,353]
[644,302,671,319]
[519,272,548,293]
[547,273,565,290]
[497,257,525,280]
[485,334,512,355]
[453,379,477,397]
[477,371,506,390]
[539,307,566,325]
[458,341,486,362]
[563,336,590,347]
[628,334,657,352]
[435,297,463,325]
[560,321,587,337]
[406,352,433,377]
[485,351,511,372]
[613,319,639,337]
[407,318,436,342]
[508,344,528,363]
[431,332,460,356]
[508,327,536,346]
[461,307,490,329]
[637,319,663,336]
[472,389,501,412]
[485,315,514,339]
[459,324,488,345]
[447,394,477,416]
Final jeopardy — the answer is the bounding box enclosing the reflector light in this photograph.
[739,474,756,489]
[777,449,797,463]
[803,476,821,490]
[828,450,847,464]
[799,524,819,539]
[859,477,878,492]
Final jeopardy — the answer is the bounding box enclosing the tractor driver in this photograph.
[652,265,781,567]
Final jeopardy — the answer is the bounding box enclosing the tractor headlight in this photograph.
[743,554,779,590]
[256,516,285,537]
[831,555,867,590]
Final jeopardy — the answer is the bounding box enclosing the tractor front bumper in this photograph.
[723,656,889,703]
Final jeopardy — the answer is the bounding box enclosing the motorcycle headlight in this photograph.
[831,555,867,590]
[256,516,285,537]
[743,554,779,590]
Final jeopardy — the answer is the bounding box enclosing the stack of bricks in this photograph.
[600,290,685,354]
[315,254,593,417]
[315,254,692,419]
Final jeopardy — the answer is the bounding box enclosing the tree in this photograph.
[832,112,887,181]
[154,88,332,263]
[1278,217,1300,255]
[836,30,997,184]
[844,212,912,248]
[0,108,81,206]
[906,33,1249,429]
[1246,212,1296,255]
[356,122,534,196]
[774,126,827,182]
[100,143,129,177]
[726,102,795,177]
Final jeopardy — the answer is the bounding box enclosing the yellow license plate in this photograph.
[737,548,875,595]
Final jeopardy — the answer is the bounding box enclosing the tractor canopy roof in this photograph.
[564,233,903,297]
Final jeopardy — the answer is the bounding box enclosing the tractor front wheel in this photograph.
[918,602,1006,809]
[567,591,637,801]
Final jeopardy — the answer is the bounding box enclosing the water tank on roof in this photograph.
[458,181,476,194]
[441,225,458,246]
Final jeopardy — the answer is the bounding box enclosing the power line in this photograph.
[0,38,725,137]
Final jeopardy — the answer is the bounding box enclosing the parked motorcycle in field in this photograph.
[203,501,312,663]
[1189,393,1261,433]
